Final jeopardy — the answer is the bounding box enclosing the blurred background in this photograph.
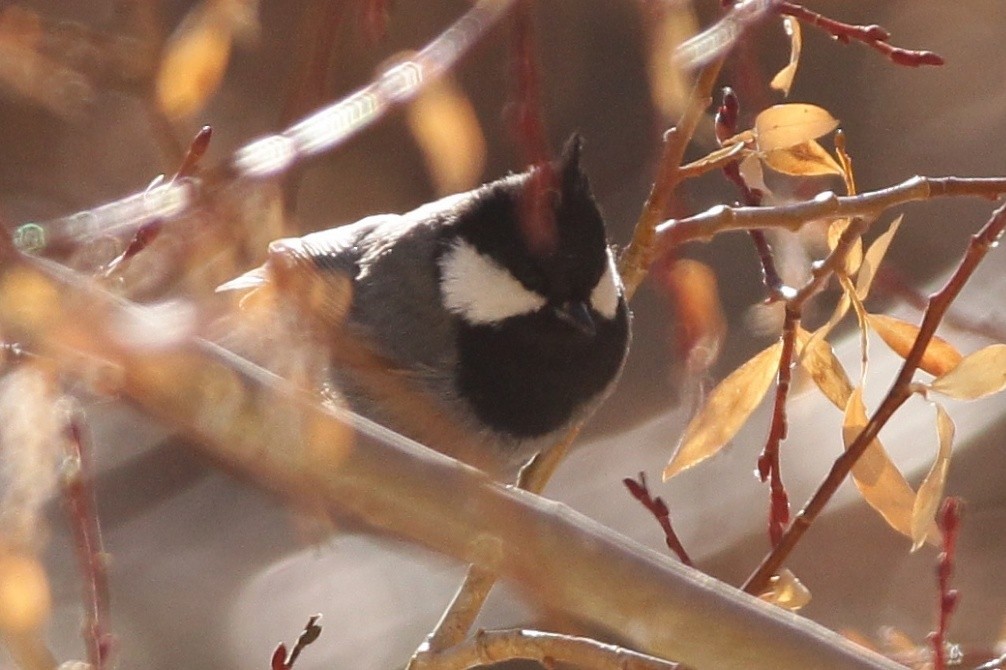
[2,0,1006,668]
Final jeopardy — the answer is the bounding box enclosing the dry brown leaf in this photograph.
[647,4,699,118]
[930,343,1006,400]
[796,326,853,409]
[156,1,235,120]
[827,218,863,275]
[842,387,925,542]
[406,75,486,194]
[754,103,839,152]
[769,17,802,97]
[681,142,747,175]
[867,314,963,378]
[738,154,770,195]
[0,551,51,634]
[663,340,782,480]
[910,404,954,551]
[855,214,903,300]
[659,259,726,376]
[758,568,811,611]
[762,139,844,177]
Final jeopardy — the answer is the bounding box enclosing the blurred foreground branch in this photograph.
[0,233,901,670]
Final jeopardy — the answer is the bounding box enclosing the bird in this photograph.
[218,135,631,477]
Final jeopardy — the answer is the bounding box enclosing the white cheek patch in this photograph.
[590,248,622,320]
[439,240,546,324]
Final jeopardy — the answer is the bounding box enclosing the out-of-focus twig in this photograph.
[61,412,114,669]
[0,231,906,670]
[656,176,1006,250]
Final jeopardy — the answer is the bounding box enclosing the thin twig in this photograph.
[755,216,869,546]
[776,1,944,67]
[412,628,680,670]
[271,615,322,670]
[744,200,1006,595]
[623,472,693,566]
[656,176,1006,249]
[931,498,962,670]
[61,411,114,669]
[618,54,726,300]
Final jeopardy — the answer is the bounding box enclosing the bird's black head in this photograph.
[436,135,631,440]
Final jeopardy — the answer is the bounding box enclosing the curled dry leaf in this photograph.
[738,154,770,195]
[930,343,1006,400]
[795,326,853,409]
[910,404,954,551]
[855,214,904,300]
[867,313,963,378]
[759,568,811,611]
[827,218,863,276]
[406,74,486,195]
[770,17,802,97]
[754,103,839,152]
[156,1,235,120]
[646,3,699,119]
[762,139,844,177]
[658,259,726,376]
[842,387,936,544]
[804,289,851,357]
[663,340,782,480]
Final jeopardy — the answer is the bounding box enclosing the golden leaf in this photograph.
[867,314,963,378]
[930,343,1006,400]
[762,139,844,177]
[827,218,863,275]
[796,326,853,409]
[156,1,235,120]
[738,154,770,195]
[647,4,699,118]
[842,387,922,541]
[855,214,903,300]
[663,341,782,480]
[754,103,839,152]
[0,552,51,634]
[769,17,803,97]
[910,404,954,551]
[759,568,811,611]
[406,75,486,195]
[659,259,726,376]
[681,142,746,175]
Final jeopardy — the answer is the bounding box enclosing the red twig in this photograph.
[931,498,962,670]
[623,472,693,566]
[272,615,323,670]
[713,86,792,545]
[713,88,781,297]
[360,0,391,42]
[174,125,213,181]
[776,1,944,67]
[508,0,557,257]
[757,306,797,546]
[61,412,114,669]
[103,126,212,278]
[744,200,1006,595]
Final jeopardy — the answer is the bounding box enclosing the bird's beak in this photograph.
[554,300,596,336]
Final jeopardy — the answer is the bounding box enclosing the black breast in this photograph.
[455,300,629,438]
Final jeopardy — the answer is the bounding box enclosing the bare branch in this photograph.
[0,234,905,670]
[656,176,1006,249]
[412,629,681,670]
